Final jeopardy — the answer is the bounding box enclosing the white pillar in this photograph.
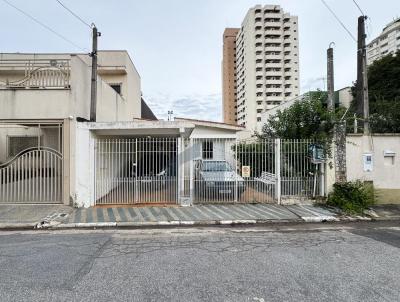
[275,138,281,204]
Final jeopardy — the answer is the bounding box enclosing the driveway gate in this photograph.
[0,123,63,203]
[95,137,178,205]
[191,138,322,204]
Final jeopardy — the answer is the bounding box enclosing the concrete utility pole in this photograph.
[356,16,370,134]
[90,25,101,122]
[327,43,335,110]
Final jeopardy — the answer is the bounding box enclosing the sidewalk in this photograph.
[367,204,400,221]
[0,204,73,229]
[55,203,340,228]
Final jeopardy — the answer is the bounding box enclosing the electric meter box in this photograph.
[363,153,373,172]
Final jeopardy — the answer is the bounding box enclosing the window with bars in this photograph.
[202,141,213,159]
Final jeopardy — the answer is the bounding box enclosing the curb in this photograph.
[51,218,304,230]
[0,223,36,230]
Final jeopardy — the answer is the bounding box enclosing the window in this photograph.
[202,141,213,159]
[8,136,39,157]
[110,83,122,95]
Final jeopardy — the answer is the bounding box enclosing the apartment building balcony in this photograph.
[266,87,283,94]
[256,95,265,102]
[265,79,282,85]
[264,14,282,20]
[265,70,282,77]
[255,54,264,61]
[265,37,283,44]
[265,46,282,52]
[265,54,282,60]
[265,103,278,110]
[265,95,284,102]
[264,63,282,68]
[255,20,263,27]
[255,45,264,52]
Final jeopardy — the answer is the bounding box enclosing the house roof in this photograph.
[141,98,157,120]
[174,117,244,130]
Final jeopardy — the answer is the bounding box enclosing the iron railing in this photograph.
[0,59,70,89]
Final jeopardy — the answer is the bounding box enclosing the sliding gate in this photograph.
[95,137,178,205]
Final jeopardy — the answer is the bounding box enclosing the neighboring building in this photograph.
[222,28,239,125]
[0,50,154,205]
[234,4,300,132]
[0,50,142,121]
[367,17,400,65]
[261,87,353,124]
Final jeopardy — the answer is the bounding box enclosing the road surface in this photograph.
[0,222,399,301]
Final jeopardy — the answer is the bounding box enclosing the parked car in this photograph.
[195,160,245,199]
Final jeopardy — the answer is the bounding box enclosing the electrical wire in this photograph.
[1,0,87,51]
[352,0,365,16]
[320,0,357,42]
[55,0,92,28]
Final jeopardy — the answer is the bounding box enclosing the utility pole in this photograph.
[90,25,101,122]
[356,16,370,134]
[327,43,335,110]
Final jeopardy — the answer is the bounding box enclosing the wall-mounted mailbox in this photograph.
[384,150,396,157]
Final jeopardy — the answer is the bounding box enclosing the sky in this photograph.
[1,0,399,121]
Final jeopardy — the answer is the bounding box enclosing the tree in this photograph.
[261,91,343,142]
[351,50,400,133]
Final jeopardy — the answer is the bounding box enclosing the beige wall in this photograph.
[346,134,400,204]
[0,51,142,121]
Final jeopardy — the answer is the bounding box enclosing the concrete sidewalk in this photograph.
[56,204,339,228]
[367,204,400,220]
[0,204,73,229]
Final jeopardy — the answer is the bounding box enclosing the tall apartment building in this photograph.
[367,17,400,65]
[222,28,240,124]
[223,4,300,132]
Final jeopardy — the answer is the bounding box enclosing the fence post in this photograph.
[189,138,194,204]
[275,138,281,204]
[234,137,238,203]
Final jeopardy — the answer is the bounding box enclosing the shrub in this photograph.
[327,180,374,214]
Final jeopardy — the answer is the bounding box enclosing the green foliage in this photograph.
[261,91,346,158]
[350,50,400,133]
[327,180,375,214]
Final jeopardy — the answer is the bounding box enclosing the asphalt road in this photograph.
[0,222,399,302]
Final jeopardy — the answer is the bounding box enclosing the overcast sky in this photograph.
[1,0,399,120]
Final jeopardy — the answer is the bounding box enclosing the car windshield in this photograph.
[202,161,232,172]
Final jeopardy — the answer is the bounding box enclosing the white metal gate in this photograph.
[95,137,178,205]
[0,148,63,203]
[0,122,64,203]
[191,138,277,204]
[191,138,322,204]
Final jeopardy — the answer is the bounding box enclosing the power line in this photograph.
[55,0,92,28]
[1,0,86,51]
[352,0,365,16]
[320,0,357,42]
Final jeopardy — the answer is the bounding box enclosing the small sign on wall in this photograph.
[363,153,373,172]
[242,166,250,178]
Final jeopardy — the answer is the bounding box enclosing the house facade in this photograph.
[0,50,143,205]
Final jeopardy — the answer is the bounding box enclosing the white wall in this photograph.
[74,125,95,207]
